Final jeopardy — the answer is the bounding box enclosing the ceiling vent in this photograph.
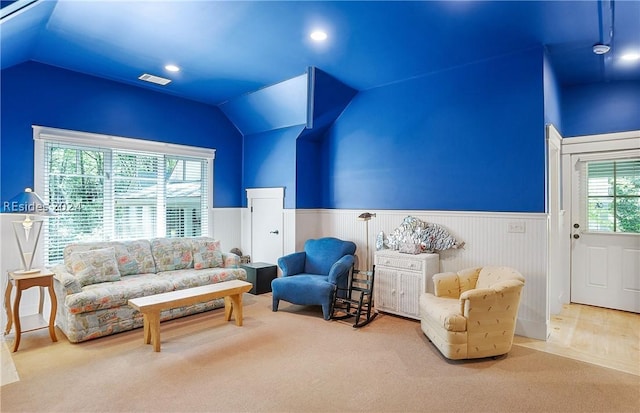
[138,73,171,85]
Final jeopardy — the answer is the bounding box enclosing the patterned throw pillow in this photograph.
[192,239,223,270]
[151,238,194,272]
[69,247,122,287]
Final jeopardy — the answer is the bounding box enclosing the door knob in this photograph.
[573,223,580,229]
[270,230,279,235]
[573,234,580,239]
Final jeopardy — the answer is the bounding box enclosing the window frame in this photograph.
[571,149,640,235]
[585,159,640,233]
[33,125,215,265]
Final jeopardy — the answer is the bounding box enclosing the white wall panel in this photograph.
[297,209,548,340]
[211,208,242,252]
[3,208,547,340]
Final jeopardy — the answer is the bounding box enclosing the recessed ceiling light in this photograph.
[165,64,180,72]
[621,53,640,61]
[310,30,327,41]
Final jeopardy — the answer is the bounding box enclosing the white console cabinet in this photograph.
[374,250,439,320]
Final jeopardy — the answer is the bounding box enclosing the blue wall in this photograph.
[0,61,244,207]
[296,138,324,209]
[242,125,304,209]
[322,47,546,212]
[234,67,356,209]
[561,81,640,137]
[219,72,308,136]
[4,56,634,216]
[543,50,563,132]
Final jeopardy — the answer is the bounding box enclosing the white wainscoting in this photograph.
[211,208,242,252]
[1,208,548,341]
[294,209,549,340]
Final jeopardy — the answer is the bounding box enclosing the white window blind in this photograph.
[582,158,640,234]
[34,127,214,265]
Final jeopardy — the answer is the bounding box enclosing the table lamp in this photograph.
[2,188,56,274]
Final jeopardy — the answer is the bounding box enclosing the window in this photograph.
[34,127,214,265]
[586,159,640,233]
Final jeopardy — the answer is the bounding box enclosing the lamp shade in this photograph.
[358,212,376,221]
[2,188,57,216]
[2,188,56,273]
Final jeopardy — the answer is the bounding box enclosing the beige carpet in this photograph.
[1,293,639,413]
[1,340,20,386]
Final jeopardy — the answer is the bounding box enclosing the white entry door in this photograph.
[570,153,640,313]
[247,188,283,265]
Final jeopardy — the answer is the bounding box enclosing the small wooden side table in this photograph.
[4,269,58,352]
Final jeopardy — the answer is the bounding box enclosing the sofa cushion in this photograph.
[119,240,157,275]
[65,242,112,272]
[69,247,122,287]
[222,252,240,268]
[302,237,357,276]
[64,240,156,276]
[65,273,174,314]
[420,294,467,332]
[158,267,247,290]
[151,238,194,272]
[192,239,223,269]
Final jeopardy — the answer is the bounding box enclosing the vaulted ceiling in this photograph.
[2,0,639,106]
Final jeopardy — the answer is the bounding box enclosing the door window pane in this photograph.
[587,159,640,234]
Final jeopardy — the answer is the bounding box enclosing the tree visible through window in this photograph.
[587,159,640,233]
[43,141,209,264]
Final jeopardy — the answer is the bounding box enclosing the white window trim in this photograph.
[33,125,215,159]
[33,125,216,239]
[562,130,640,155]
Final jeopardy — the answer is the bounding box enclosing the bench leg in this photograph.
[229,294,244,326]
[145,311,161,352]
[224,296,233,322]
[142,314,151,344]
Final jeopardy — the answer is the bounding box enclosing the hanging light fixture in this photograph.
[2,188,57,273]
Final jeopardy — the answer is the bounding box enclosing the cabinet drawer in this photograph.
[375,256,423,272]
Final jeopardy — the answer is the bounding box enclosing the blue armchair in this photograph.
[272,237,356,320]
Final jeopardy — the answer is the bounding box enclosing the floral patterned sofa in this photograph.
[51,237,247,343]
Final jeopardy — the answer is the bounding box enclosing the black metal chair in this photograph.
[331,266,377,328]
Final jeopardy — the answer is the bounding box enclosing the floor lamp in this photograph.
[357,212,376,271]
[2,188,56,274]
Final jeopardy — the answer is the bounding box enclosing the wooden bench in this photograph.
[128,279,252,352]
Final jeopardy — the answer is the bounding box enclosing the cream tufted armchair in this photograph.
[419,266,525,360]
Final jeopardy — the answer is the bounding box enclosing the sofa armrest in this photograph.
[432,272,461,298]
[278,252,306,277]
[222,252,240,268]
[327,255,354,285]
[460,288,498,319]
[51,264,81,295]
[492,279,525,293]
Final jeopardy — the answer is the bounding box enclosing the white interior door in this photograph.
[547,125,565,316]
[247,188,283,265]
[570,152,640,313]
